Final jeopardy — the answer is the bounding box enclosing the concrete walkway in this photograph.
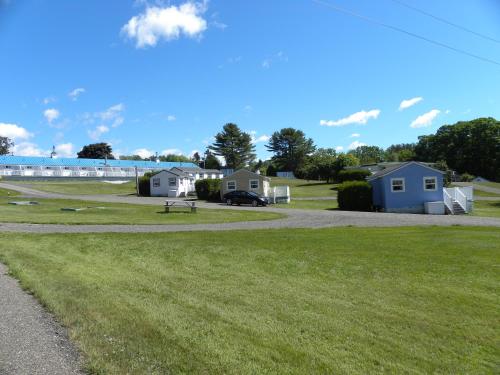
[0,264,82,375]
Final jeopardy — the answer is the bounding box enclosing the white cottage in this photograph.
[150,167,223,197]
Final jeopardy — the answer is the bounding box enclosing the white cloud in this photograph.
[134,148,154,159]
[261,51,288,69]
[122,2,208,48]
[211,20,227,30]
[161,148,183,156]
[445,109,451,114]
[55,143,74,158]
[410,109,441,128]
[99,103,125,128]
[255,135,270,143]
[243,105,253,113]
[42,96,56,105]
[335,146,344,152]
[320,109,381,127]
[44,108,60,124]
[350,133,360,138]
[88,125,110,141]
[68,88,86,101]
[399,97,423,111]
[348,140,367,150]
[0,122,33,140]
[12,142,45,157]
[167,115,176,121]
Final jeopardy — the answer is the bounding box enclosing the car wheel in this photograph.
[252,200,258,207]
[226,199,232,205]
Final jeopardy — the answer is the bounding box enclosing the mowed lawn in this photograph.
[0,227,498,374]
[473,200,500,218]
[5,179,137,195]
[276,199,338,210]
[270,177,337,198]
[0,197,283,224]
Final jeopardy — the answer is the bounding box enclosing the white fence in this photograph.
[268,186,290,204]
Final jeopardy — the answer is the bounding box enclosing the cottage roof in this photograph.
[367,161,445,180]
[222,169,270,181]
[171,166,221,174]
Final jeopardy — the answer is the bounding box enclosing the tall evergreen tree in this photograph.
[266,128,315,173]
[209,123,255,169]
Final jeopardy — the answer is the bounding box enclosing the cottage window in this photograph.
[152,178,160,187]
[168,177,176,187]
[249,180,259,189]
[423,176,437,191]
[227,181,236,190]
[391,178,405,192]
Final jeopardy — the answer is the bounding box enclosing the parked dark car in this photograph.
[223,190,269,207]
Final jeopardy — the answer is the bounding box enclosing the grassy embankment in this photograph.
[0,227,498,374]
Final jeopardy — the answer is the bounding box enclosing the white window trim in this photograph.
[227,180,236,191]
[152,178,161,188]
[423,176,437,191]
[249,179,259,189]
[390,177,405,193]
[168,177,177,187]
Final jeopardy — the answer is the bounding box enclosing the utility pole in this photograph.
[135,166,139,196]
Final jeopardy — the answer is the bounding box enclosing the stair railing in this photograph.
[443,188,453,214]
[456,188,468,213]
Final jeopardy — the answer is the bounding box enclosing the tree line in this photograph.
[1,117,498,181]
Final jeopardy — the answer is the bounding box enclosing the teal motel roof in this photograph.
[0,155,198,169]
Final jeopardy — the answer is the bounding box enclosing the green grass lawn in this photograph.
[270,177,337,198]
[275,199,338,210]
[0,197,283,225]
[472,189,500,198]
[0,187,20,197]
[476,181,500,190]
[473,200,500,218]
[5,179,137,195]
[0,227,498,374]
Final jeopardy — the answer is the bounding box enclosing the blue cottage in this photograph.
[368,162,445,213]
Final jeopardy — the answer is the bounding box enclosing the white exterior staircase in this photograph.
[444,186,473,215]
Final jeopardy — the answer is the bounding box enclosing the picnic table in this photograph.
[164,200,197,213]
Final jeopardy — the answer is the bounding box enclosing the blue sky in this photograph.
[1,0,499,160]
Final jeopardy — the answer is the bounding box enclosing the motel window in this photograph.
[423,177,437,191]
[391,178,405,193]
[152,178,160,188]
[227,181,236,191]
[168,178,176,187]
[249,180,259,189]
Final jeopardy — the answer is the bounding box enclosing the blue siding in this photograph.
[0,155,197,169]
[370,163,444,213]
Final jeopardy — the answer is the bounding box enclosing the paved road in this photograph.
[1,182,500,233]
[0,264,82,375]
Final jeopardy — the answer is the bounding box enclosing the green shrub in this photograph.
[337,181,373,211]
[337,169,371,183]
[460,173,475,182]
[195,179,221,202]
[138,171,156,197]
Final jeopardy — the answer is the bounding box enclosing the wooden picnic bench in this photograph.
[164,200,197,213]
